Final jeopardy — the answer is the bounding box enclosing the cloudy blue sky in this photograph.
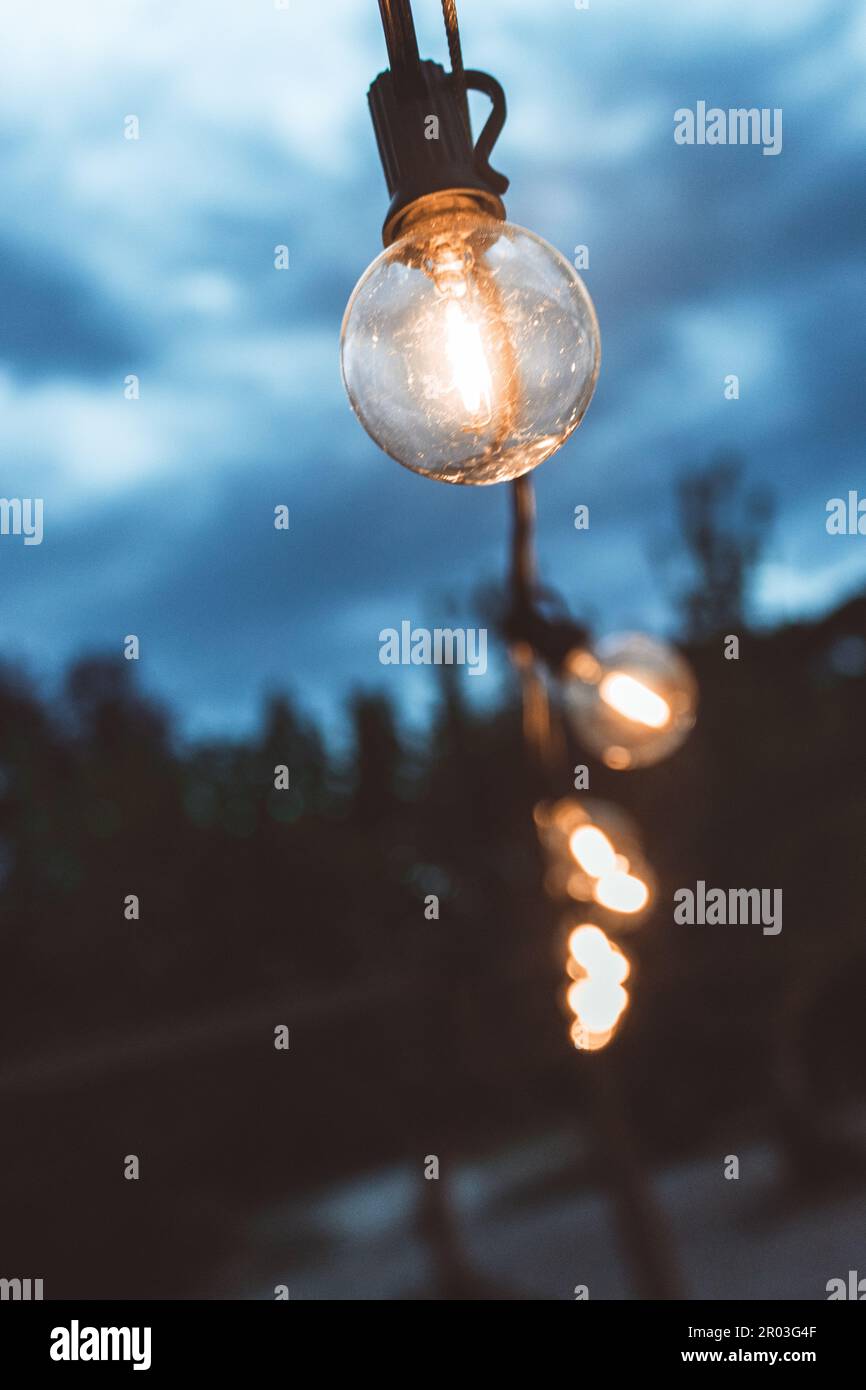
[1,0,864,741]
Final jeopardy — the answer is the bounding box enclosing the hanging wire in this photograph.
[377,0,422,88]
[377,2,472,138]
[440,0,472,138]
[509,475,567,786]
[510,474,536,616]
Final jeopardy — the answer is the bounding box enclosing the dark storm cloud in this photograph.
[0,0,863,736]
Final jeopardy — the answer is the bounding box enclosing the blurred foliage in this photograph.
[0,461,864,1294]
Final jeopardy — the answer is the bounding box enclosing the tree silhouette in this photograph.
[676,454,774,638]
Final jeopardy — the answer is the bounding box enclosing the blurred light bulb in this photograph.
[594,871,649,915]
[568,978,628,1034]
[563,633,697,769]
[568,923,613,972]
[341,195,600,484]
[565,923,630,1046]
[568,825,617,878]
[599,672,670,730]
[570,1019,615,1052]
[536,797,653,921]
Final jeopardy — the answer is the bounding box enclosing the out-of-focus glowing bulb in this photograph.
[594,871,650,915]
[570,1019,615,1052]
[568,825,617,878]
[536,798,652,917]
[598,672,671,730]
[605,947,630,986]
[565,922,630,1046]
[341,194,600,484]
[568,978,628,1034]
[569,924,630,981]
[568,924,613,971]
[563,633,697,769]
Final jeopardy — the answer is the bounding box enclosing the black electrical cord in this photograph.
[377,1,472,131]
[377,0,422,88]
[511,474,537,619]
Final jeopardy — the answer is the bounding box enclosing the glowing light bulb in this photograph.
[565,923,630,1049]
[568,978,628,1034]
[594,871,650,915]
[564,633,697,769]
[598,672,671,730]
[536,797,653,919]
[570,1019,615,1052]
[341,195,600,484]
[568,923,614,972]
[568,825,617,878]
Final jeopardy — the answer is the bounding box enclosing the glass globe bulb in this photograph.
[563,633,698,770]
[340,195,600,484]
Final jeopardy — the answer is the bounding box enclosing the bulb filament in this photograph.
[599,672,671,729]
[443,298,493,426]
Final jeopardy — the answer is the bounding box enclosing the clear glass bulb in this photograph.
[340,194,600,484]
[563,633,698,770]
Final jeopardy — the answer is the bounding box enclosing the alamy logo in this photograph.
[674,102,782,156]
[379,621,487,676]
[674,881,782,935]
[0,1276,43,1299]
[826,1270,866,1300]
[50,1320,152,1371]
[0,497,43,545]
[826,492,866,535]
